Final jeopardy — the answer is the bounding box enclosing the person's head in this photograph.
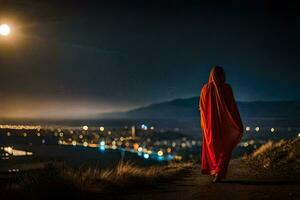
[209,65,226,84]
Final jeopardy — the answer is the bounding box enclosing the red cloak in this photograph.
[200,66,243,178]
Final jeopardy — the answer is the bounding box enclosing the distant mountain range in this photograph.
[99,97,300,120]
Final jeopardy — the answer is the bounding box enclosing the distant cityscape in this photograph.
[1,123,300,163]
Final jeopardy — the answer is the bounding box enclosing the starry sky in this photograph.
[0,0,299,119]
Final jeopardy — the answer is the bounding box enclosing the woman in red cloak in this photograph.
[200,66,243,182]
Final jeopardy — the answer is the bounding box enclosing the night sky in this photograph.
[0,0,299,119]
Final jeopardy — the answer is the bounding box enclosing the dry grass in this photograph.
[60,161,195,191]
[251,140,286,158]
[243,137,300,178]
[0,161,195,199]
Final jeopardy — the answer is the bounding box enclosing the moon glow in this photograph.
[0,24,11,36]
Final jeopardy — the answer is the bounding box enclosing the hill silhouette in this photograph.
[100,97,300,120]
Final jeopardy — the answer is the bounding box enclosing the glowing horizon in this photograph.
[0,96,139,119]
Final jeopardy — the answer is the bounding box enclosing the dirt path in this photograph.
[126,159,300,200]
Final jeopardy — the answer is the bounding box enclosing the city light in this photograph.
[83,125,88,131]
[4,146,33,156]
[99,145,105,151]
[2,123,290,163]
[72,140,77,146]
[167,147,172,153]
[157,150,163,156]
[88,143,98,148]
[5,147,13,154]
[143,153,149,159]
[0,125,42,130]
[83,142,88,147]
[8,169,19,172]
[0,24,11,36]
[99,126,105,132]
[141,124,148,130]
[270,128,275,133]
[142,148,148,153]
[133,143,139,151]
[174,155,182,161]
[138,147,143,152]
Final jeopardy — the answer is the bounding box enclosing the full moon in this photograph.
[0,24,11,36]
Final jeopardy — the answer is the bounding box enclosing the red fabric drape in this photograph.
[200,67,243,178]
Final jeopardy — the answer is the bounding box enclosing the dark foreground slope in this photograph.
[127,137,300,200]
[0,137,299,200]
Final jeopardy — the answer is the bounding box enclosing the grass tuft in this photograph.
[243,137,300,178]
[0,161,194,199]
[60,161,195,191]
